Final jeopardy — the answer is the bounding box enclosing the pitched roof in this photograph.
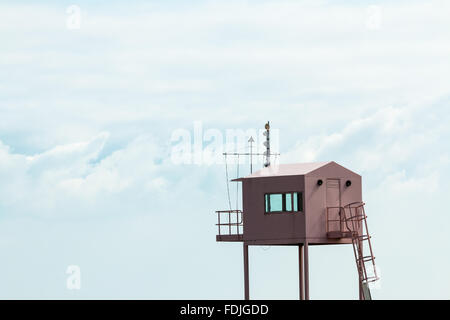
[232,162,332,181]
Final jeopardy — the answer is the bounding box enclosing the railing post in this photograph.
[216,210,244,238]
[218,212,221,237]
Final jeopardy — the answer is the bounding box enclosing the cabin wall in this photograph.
[305,164,362,243]
[242,176,306,242]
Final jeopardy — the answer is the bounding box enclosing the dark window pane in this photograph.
[297,192,303,212]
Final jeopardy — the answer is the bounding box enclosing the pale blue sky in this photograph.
[0,0,449,299]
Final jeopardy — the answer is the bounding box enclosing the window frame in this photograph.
[264,191,304,214]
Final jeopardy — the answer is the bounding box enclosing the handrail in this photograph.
[343,202,365,235]
[215,210,243,237]
[326,203,365,235]
[326,206,348,234]
[216,210,243,224]
[345,201,365,208]
[327,201,379,289]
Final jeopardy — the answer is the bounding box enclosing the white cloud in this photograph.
[2,1,450,148]
[0,133,170,216]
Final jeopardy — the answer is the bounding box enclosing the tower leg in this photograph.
[299,244,304,300]
[358,237,364,300]
[304,241,310,300]
[243,243,249,300]
[359,277,363,300]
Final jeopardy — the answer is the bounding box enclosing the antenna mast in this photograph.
[248,136,255,173]
[222,121,279,175]
[263,121,270,167]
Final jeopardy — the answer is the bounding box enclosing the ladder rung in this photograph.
[356,256,376,263]
[345,203,380,286]
[353,235,371,241]
[346,215,366,222]
[362,276,379,283]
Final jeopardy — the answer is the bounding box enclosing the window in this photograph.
[285,193,292,211]
[293,192,303,212]
[265,192,303,213]
[265,194,283,212]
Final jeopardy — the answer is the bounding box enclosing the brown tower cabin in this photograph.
[214,161,379,300]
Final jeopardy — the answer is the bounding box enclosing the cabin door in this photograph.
[326,179,341,208]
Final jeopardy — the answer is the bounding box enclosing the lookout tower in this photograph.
[214,125,379,300]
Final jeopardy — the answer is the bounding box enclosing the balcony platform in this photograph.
[327,231,353,239]
[216,234,244,242]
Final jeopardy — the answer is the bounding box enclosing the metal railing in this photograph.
[345,202,378,284]
[326,204,363,235]
[326,206,346,234]
[326,202,379,287]
[215,210,243,238]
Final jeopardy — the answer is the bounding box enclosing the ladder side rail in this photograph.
[355,205,370,283]
[343,202,379,297]
[361,206,378,280]
[346,204,368,283]
[349,206,363,282]
[355,204,377,279]
[353,203,378,283]
[358,238,370,282]
[352,238,365,292]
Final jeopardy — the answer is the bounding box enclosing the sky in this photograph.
[0,0,449,299]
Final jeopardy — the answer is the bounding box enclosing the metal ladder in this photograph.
[343,202,379,300]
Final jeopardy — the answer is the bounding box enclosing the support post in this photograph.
[358,237,364,300]
[359,277,363,300]
[299,244,304,300]
[304,241,310,300]
[243,243,249,300]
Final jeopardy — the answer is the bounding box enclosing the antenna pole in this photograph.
[248,136,255,174]
[264,121,270,167]
[223,122,279,175]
